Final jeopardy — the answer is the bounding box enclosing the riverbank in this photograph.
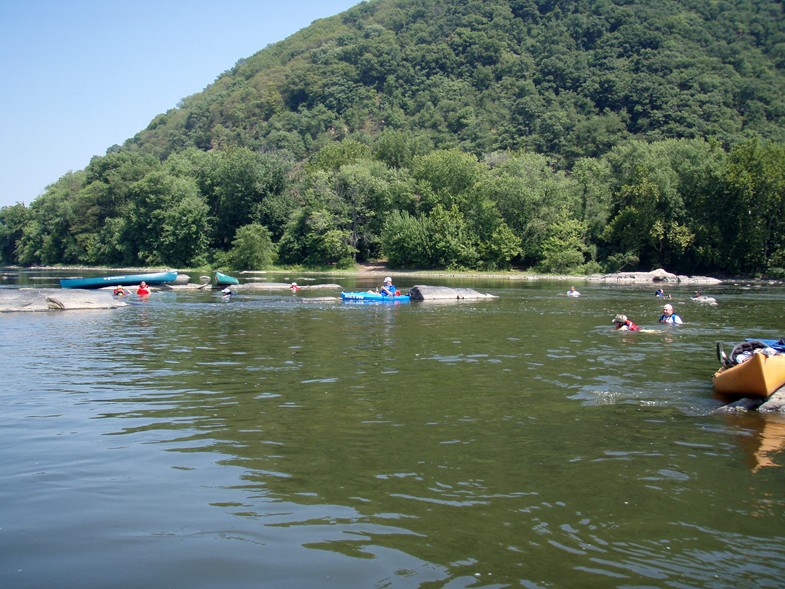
[1,263,764,285]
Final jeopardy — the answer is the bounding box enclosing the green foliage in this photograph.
[7,0,785,275]
[227,223,277,270]
[307,139,372,172]
[479,222,521,270]
[278,208,355,266]
[716,138,785,274]
[381,210,433,268]
[197,148,292,248]
[539,212,591,274]
[0,203,29,264]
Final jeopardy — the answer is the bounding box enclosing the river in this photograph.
[1,269,784,588]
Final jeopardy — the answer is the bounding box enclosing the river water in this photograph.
[1,269,784,588]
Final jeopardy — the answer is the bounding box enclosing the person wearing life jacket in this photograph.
[136,281,150,296]
[659,303,683,325]
[113,285,129,296]
[289,282,300,293]
[612,314,640,331]
[567,286,581,297]
[380,276,397,297]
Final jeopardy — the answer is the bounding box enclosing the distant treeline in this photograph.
[2,0,785,275]
[1,136,784,276]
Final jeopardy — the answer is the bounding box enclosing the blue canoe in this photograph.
[215,271,239,286]
[341,291,410,303]
[60,271,178,289]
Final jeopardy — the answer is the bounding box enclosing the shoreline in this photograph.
[3,263,775,285]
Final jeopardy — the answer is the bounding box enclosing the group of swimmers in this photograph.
[612,288,687,331]
[113,281,149,297]
[565,284,686,330]
[612,303,683,331]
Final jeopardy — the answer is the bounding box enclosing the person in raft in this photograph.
[612,314,640,331]
[567,286,581,297]
[136,281,150,296]
[380,276,398,297]
[289,282,300,293]
[659,303,683,325]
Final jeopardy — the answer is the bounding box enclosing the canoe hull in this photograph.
[341,291,410,303]
[215,271,239,286]
[712,352,785,397]
[60,271,178,289]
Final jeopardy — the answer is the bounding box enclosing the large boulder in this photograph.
[408,285,497,301]
[0,289,126,312]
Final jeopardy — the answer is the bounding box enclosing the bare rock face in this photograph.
[407,285,497,301]
[0,289,126,312]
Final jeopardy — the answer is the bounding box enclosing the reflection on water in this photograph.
[1,275,785,588]
[733,413,785,473]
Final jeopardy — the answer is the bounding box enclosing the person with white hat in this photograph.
[659,303,683,325]
[380,276,397,297]
[612,314,640,331]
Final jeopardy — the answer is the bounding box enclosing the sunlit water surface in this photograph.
[1,270,784,588]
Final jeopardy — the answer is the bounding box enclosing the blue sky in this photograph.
[0,0,364,209]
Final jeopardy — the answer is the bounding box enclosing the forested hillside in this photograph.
[2,0,785,276]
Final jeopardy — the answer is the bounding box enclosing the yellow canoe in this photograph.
[712,352,785,397]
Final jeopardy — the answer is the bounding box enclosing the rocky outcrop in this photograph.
[0,289,126,312]
[407,285,497,301]
[714,389,785,413]
[690,295,718,305]
[586,268,722,285]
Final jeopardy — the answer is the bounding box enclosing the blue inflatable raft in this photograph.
[340,291,410,303]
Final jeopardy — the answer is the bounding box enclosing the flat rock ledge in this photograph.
[408,285,497,301]
[714,389,785,413]
[586,268,722,285]
[231,282,343,291]
[0,288,126,312]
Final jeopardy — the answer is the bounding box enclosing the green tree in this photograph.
[427,204,479,269]
[158,193,211,267]
[539,212,591,274]
[17,181,82,265]
[479,222,521,270]
[228,223,277,270]
[718,138,785,274]
[381,210,433,268]
[198,148,290,248]
[278,208,355,267]
[0,203,29,264]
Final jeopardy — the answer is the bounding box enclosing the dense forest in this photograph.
[2,0,785,276]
